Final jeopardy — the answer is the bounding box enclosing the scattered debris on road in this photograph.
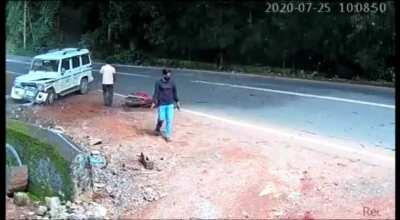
[5,91,395,219]
[139,152,154,170]
[89,138,102,146]
[258,182,277,197]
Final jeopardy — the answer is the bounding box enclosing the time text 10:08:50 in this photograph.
[265,2,388,14]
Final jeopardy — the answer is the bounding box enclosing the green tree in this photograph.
[6,0,395,82]
[6,0,24,52]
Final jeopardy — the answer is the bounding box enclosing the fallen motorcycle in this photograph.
[124,91,153,108]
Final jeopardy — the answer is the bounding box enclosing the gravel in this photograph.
[6,99,168,218]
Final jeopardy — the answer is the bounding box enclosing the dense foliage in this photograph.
[6,0,395,82]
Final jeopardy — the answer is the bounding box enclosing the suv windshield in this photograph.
[31,59,59,72]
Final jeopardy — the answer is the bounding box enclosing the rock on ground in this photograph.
[13,192,30,206]
[36,205,48,216]
[45,197,61,211]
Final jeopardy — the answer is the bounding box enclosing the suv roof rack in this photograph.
[62,48,82,55]
[48,49,60,53]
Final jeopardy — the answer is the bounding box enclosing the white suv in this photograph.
[11,48,94,104]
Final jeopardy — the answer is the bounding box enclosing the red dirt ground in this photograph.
[20,91,395,219]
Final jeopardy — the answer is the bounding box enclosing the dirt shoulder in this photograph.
[6,91,395,219]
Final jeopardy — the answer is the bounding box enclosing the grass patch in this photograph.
[6,119,75,201]
[27,192,41,202]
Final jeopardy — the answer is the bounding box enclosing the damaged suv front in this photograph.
[11,59,59,103]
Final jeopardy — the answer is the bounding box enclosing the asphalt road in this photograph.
[6,55,395,150]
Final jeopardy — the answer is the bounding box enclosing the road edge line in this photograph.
[8,57,393,89]
[192,80,395,109]
[102,90,394,163]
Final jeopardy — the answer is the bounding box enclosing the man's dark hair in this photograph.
[162,69,171,75]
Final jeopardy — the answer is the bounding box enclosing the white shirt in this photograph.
[100,64,116,85]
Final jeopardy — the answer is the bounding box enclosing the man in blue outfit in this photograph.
[151,69,181,142]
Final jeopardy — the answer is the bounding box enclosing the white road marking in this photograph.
[93,70,153,78]
[6,57,396,91]
[182,109,394,162]
[6,67,394,111]
[6,70,24,75]
[6,59,31,64]
[118,72,153,78]
[6,59,153,78]
[6,58,395,161]
[100,62,164,71]
[98,90,393,163]
[96,90,127,98]
[114,92,128,97]
[7,69,152,79]
[8,67,392,109]
[192,80,395,109]
[6,58,226,78]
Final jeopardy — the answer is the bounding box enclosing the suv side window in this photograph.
[81,54,90,65]
[72,56,80,68]
[61,58,70,71]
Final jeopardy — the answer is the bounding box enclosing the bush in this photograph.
[374,67,394,82]
[6,41,17,54]
[103,49,148,65]
[144,58,218,71]
[79,29,110,60]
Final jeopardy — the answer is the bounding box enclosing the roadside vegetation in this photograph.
[6,120,75,201]
[6,1,395,84]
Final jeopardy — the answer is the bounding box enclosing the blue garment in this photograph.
[158,104,175,138]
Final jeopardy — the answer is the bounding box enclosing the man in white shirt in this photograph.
[99,63,116,106]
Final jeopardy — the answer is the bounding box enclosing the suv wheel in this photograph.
[79,78,88,94]
[46,88,56,105]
